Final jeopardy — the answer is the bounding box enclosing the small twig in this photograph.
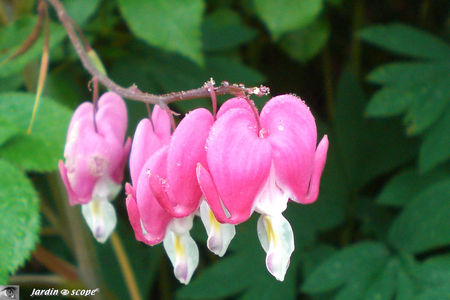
[32,245,79,281]
[46,0,269,105]
[9,274,66,285]
[6,0,47,61]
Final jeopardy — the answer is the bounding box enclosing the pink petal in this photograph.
[216,97,254,119]
[129,119,165,185]
[196,163,229,223]
[65,123,111,200]
[165,108,214,217]
[136,146,172,245]
[204,108,272,224]
[59,160,83,205]
[96,92,128,143]
[260,95,317,202]
[151,105,172,144]
[125,183,152,245]
[303,135,329,204]
[112,137,131,184]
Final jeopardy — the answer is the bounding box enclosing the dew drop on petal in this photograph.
[277,124,285,131]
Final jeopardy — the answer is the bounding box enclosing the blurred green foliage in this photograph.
[0,0,449,299]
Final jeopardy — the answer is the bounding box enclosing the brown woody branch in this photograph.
[46,0,269,106]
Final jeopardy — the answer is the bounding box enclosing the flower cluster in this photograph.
[59,92,329,284]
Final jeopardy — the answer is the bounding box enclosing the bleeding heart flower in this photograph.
[59,92,131,243]
[127,107,219,284]
[197,95,329,281]
[125,105,172,246]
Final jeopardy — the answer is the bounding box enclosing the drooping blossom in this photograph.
[59,92,131,243]
[127,107,233,283]
[197,95,329,281]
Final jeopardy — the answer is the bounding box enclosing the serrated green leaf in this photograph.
[366,65,450,134]
[367,62,449,86]
[301,242,389,293]
[376,167,449,206]
[419,106,450,172]
[0,92,72,171]
[389,179,450,254]
[0,159,40,274]
[117,0,205,65]
[202,9,257,52]
[253,0,323,39]
[280,18,330,63]
[364,258,398,300]
[334,71,418,189]
[0,119,20,146]
[365,87,414,117]
[359,23,450,60]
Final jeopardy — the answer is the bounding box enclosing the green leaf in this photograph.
[301,242,389,293]
[416,254,450,285]
[62,0,101,25]
[202,9,257,52]
[279,18,330,63]
[396,267,416,300]
[177,250,257,299]
[366,62,450,134]
[364,258,398,300]
[419,106,450,172]
[117,0,205,64]
[359,23,450,60]
[334,71,418,189]
[415,283,450,300]
[367,62,449,86]
[239,260,297,300]
[0,159,40,274]
[205,56,265,86]
[0,119,20,146]
[0,92,72,171]
[0,271,7,284]
[389,179,450,254]
[376,167,449,206]
[253,0,323,39]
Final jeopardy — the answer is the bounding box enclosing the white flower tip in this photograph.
[81,197,117,244]
[266,253,290,281]
[207,235,224,257]
[174,263,189,284]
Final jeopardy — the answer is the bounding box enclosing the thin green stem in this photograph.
[110,232,143,300]
[349,0,364,77]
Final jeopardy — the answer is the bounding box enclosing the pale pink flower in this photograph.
[59,92,131,243]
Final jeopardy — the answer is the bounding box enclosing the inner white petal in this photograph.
[199,201,235,257]
[254,163,290,215]
[257,213,294,281]
[163,216,199,285]
[81,197,117,243]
